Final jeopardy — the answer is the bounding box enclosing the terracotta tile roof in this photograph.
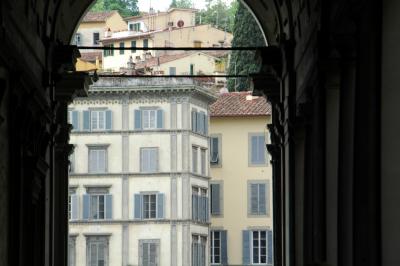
[135,52,206,69]
[82,11,116,22]
[80,51,102,62]
[210,91,271,117]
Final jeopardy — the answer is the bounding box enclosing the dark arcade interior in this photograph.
[0,0,399,265]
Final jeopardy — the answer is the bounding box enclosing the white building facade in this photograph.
[68,78,215,266]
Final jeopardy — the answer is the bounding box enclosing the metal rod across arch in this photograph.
[77,46,263,51]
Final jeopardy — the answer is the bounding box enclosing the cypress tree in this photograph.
[227,2,265,91]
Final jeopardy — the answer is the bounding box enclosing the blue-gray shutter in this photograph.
[243,230,251,265]
[157,193,164,219]
[71,111,79,131]
[192,195,198,220]
[83,110,90,131]
[267,230,273,264]
[259,183,266,214]
[134,194,142,219]
[83,194,90,219]
[258,136,265,163]
[250,184,259,214]
[204,114,208,135]
[211,184,220,215]
[134,110,142,130]
[105,194,112,219]
[157,109,163,129]
[205,197,209,221]
[191,110,196,131]
[196,112,201,133]
[105,110,112,130]
[221,230,228,265]
[71,194,79,220]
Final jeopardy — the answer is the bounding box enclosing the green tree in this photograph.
[196,0,237,32]
[90,0,139,17]
[170,0,193,9]
[227,2,265,91]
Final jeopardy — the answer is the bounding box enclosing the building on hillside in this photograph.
[67,77,216,266]
[209,91,273,265]
[73,10,127,69]
[134,51,228,76]
[100,8,233,72]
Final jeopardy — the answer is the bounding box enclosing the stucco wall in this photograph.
[209,115,272,265]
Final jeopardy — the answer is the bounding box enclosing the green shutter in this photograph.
[242,230,251,264]
[221,230,228,265]
[211,184,221,215]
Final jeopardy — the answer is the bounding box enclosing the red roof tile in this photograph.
[80,51,103,62]
[82,11,117,22]
[210,91,271,117]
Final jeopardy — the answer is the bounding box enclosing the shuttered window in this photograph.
[211,230,228,265]
[192,146,198,173]
[200,148,206,176]
[139,240,159,266]
[210,136,220,165]
[119,42,125,54]
[169,67,176,75]
[242,230,273,265]
[68,237,76,266]
[134,193,164,220]
[191,110,208,135]
[83,192,112,220]
[140,148,158,172]
[69,191,79,220]
[134,109,163,130]
[86,236,109,266]
[249,182,268,215]
[249,134,266,165]
[192,235,207,266]
[88,148,107,173]
[210,183,221,216]
[131,41,136,53]
[143,39,148,50]
[192,187,208,222]
[83,110,112,131]
[68,110,79,131]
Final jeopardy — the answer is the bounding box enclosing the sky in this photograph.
[137,0,234,12]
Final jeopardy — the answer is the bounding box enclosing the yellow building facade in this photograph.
[209,92,273,265]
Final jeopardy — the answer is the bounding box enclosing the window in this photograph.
[190,64,194,75]
[88,147,107,173]
[68,188,78,220]
[192,146,198,173]
[134,193,165,219]
[192,235,206,266]
[69,151,75,173]
[82,109,112,131]
[210,183,222,216]
[93,32,100,45]
[143,39,148,50]
[68,109,79,131]
[200,148,206,176]
[210,230,227,265]
[191,110,208,135]
[86,236,109,266]
[129,22,141,31]
[169,67,176,75]
[131,40,137,53]
[68,236,76,266]
[210,135,221,166]
[134,108,164,130]
[242,230,273,265]
[140,148,158,172]
[104,44,114,56]
[83,187,112,220]
[192,187,208,222]
[119,42,125,54]
[248,182,268,216]
[74,33,81,45]
[249,134,266,165]
[139,239,160,266]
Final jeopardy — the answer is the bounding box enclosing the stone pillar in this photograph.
[54,69,90,266]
